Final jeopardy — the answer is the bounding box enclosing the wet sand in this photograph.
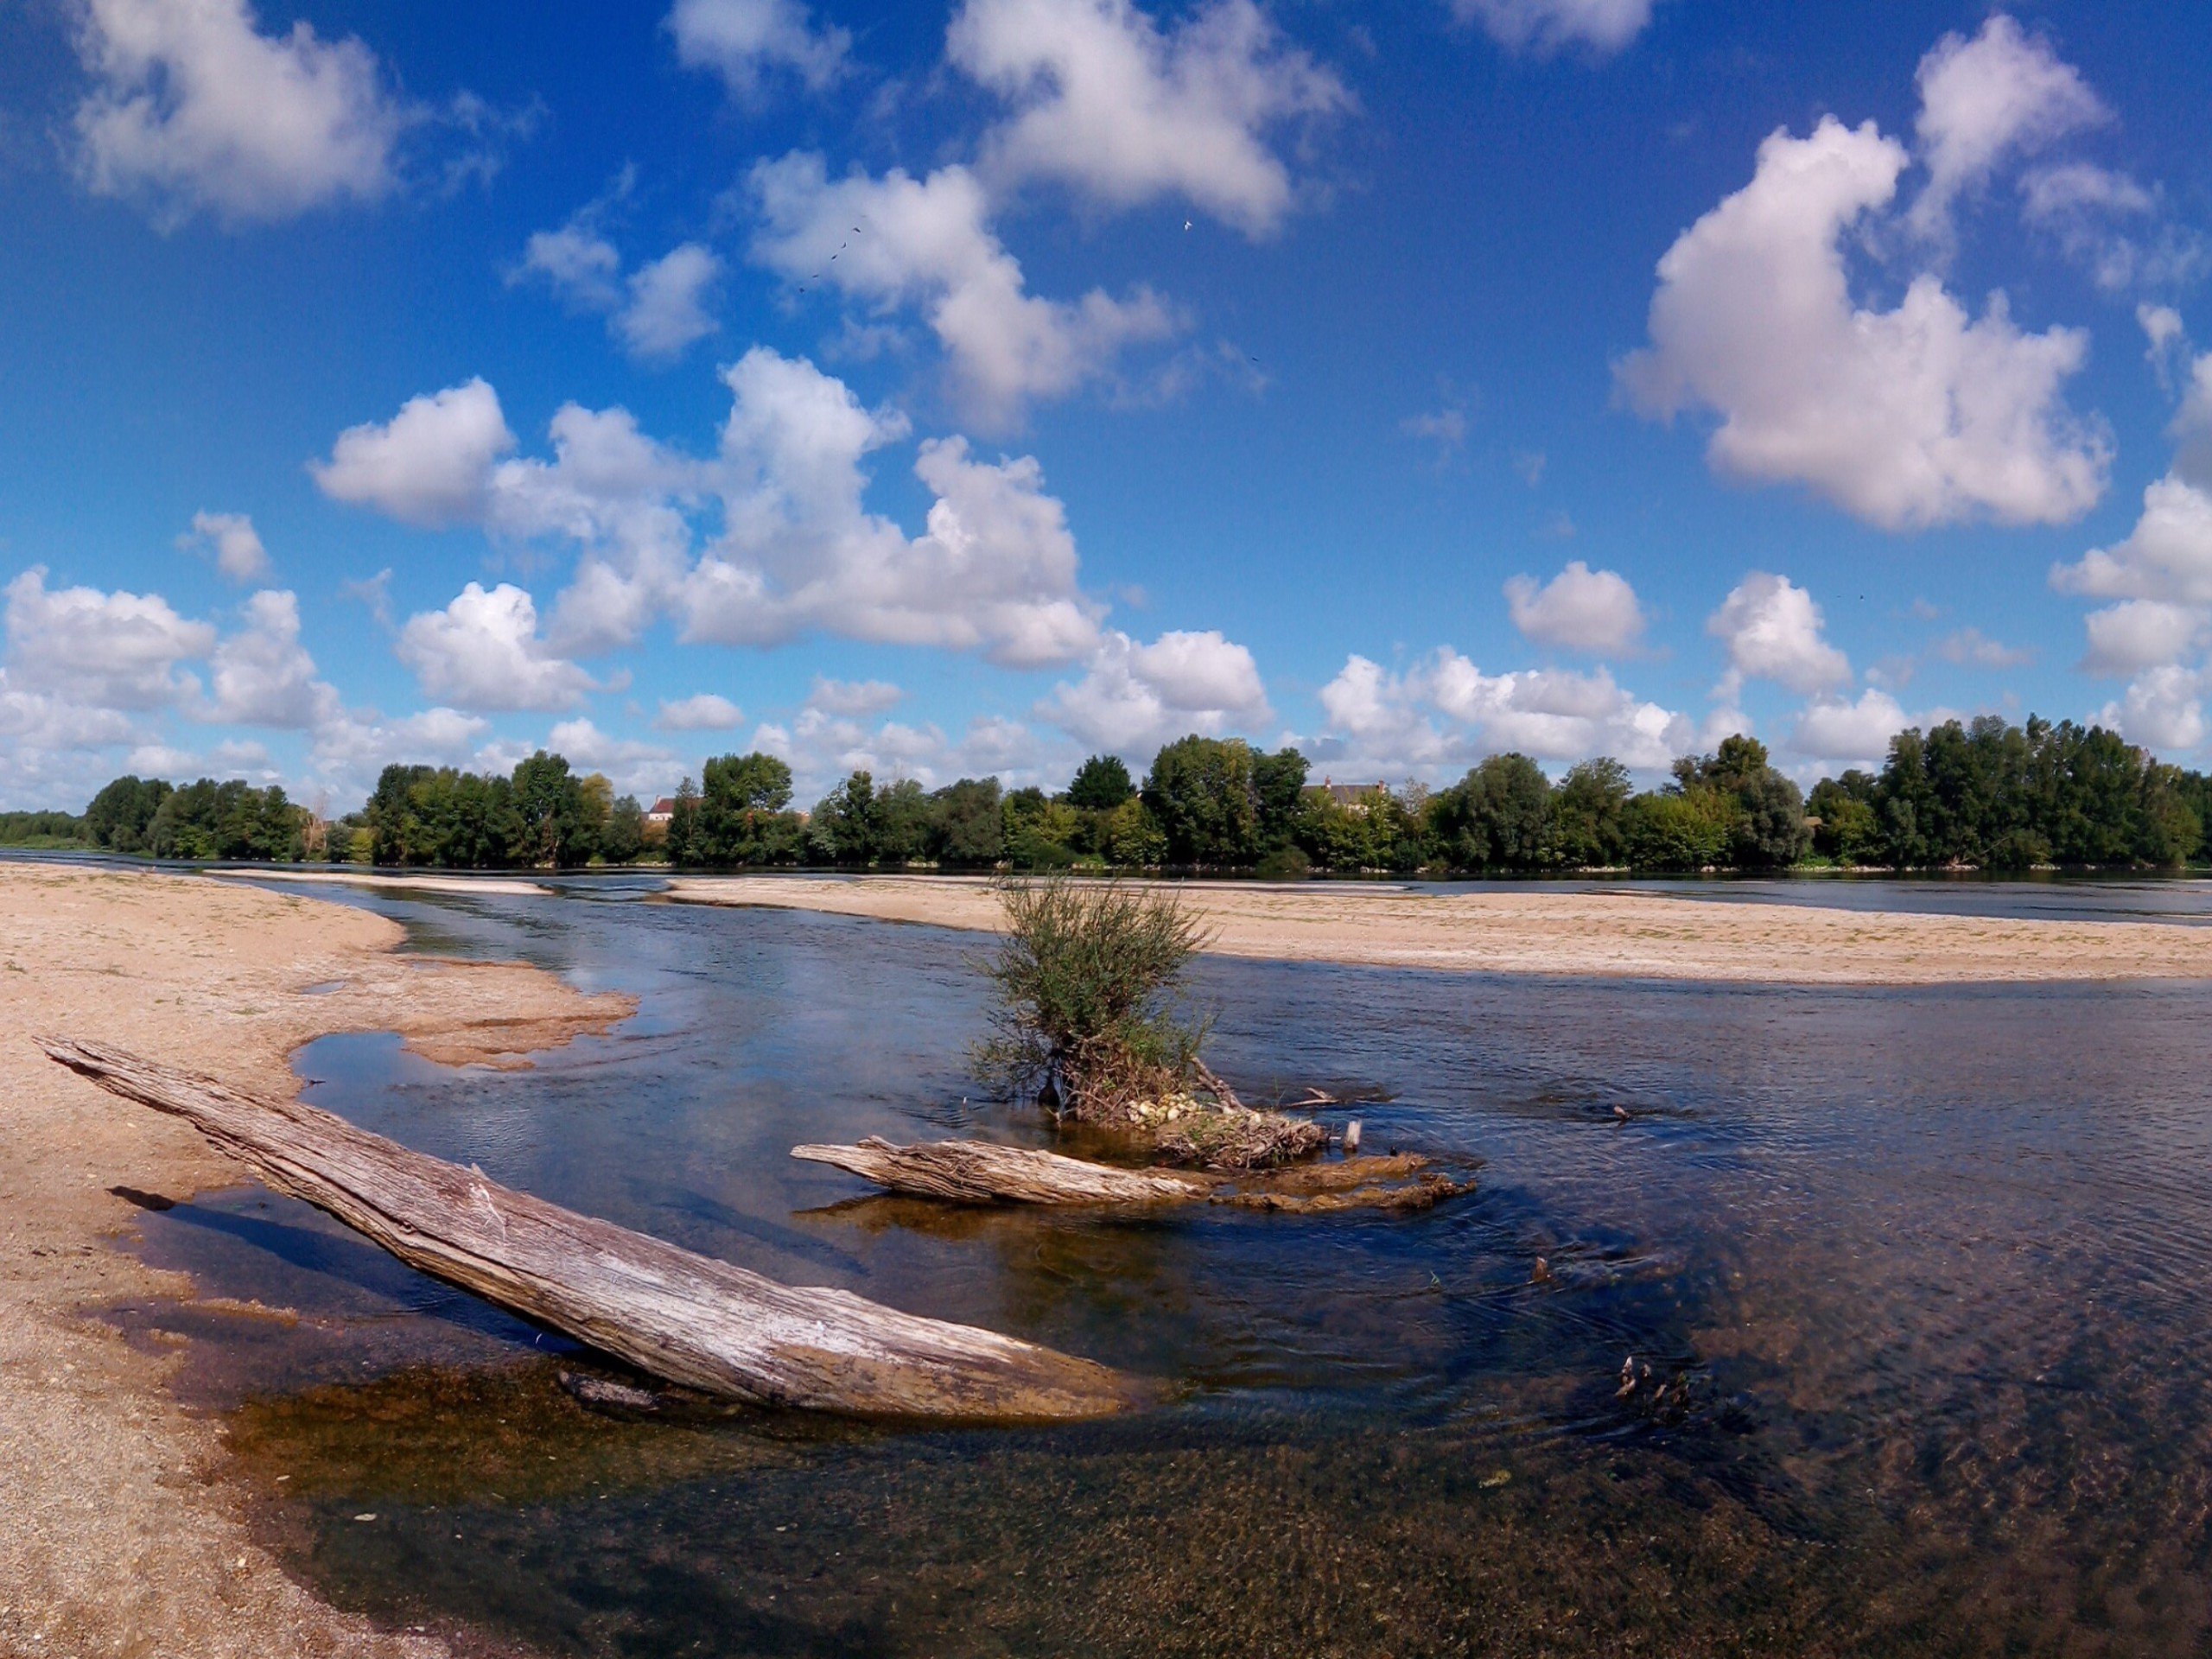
[667,874,2212,983]
[0,864,630,1657]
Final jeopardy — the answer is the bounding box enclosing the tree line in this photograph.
[12,713,2212,874]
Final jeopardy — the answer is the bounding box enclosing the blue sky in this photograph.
[3,0,2210,811]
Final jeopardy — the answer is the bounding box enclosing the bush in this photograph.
[1255,845,1311,880]
[973,875,1212,1121]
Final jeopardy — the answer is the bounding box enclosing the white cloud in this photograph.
[323,353,1114,673]
[2020,165,2205,296]
[1504,560,1645,653]
[2101,664,2205,753]
[1934,626,2034,670]
[666,0,849,98]
[175,509,270,582]
[2051,475,2212,607]
[2140,303,2187,371]
[1707,572,1851,697]
[70,0,407,226]
[807,677,902,717]
[1618,114,2107,530]
[2079,600,2200,677]
[1041,627,1268,753]
[946,0,1348,238]
[749,152,1179,423]
[396,582,596,713]
[754,707,1067,800]
[1790,688,1909,763]
[655,692,745,731]
[204,588,339,727]
[517,220,623,311]
[1449,0,1654,55]
[1313,650,1690,775]
[3,566,213,710]
[614,244,723,362]
[544,717,678,796]
[1909,15,2106,244]
[681,348,1106,663]
[312,378,517,527]
[308,703,490,798]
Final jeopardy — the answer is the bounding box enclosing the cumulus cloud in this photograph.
[754,706,1065,800]
[946,0,1347,238]
[203,588,339,727]
[666,0,849,98]
[1449,0,1655,55]
[2100,664,2206,753]
[655,692,745,731]
[69,0,407,226]
[544,717,679,796]
[1790,688,1910,763]
[177,510,270,582]
[3,566,213,710]
[1909,15,2106,244]
[311,378,517,527]
[613,244,723,362]
[396,582,597,712]
[308,703,490,798]
[2079,599,2201,677]
[681,349,1107,663]
[807,677,902,717]
[1617,112,2107,530]
[327,352,1110,673]
[1504,561,1645,653]
[1313,650,1689,776]
[1707,572,1851,697]
[750,152,1179,423]
[1041,628,1268,753]
[516,206,723,365]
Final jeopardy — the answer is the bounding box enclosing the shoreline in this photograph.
[0,864,631,1656]
[664,874,2212,984]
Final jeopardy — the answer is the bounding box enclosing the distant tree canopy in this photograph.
[46,713,2212,875]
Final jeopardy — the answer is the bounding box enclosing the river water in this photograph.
[108,877,2212,1656]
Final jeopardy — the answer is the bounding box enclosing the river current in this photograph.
[108,876,2212,1656]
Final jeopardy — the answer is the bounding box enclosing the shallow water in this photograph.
[108,880,2212,1656]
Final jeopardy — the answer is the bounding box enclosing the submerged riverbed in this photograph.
[108,878,2212,1655]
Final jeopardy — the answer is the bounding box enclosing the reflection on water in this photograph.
[114,883,2212,1655]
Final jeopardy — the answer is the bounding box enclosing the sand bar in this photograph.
[0,864,630,1656]
[215,866,555,899]
[666,874,2212,984]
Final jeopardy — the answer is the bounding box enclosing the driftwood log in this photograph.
[793,1137,1478,1215]
[794,1136,1208,1205]
[41,1039,1142,1421]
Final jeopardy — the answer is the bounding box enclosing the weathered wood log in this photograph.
[41,1039,1143,1421]
[792,1138,1478,1216]
[792,1136,1211,1206]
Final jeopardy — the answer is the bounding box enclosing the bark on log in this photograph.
[792,1136,1210,1206]
[792,1138,1478,1215]
[41,1039,1142,1421]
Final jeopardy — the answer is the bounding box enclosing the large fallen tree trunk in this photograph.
[41,1039,1142,1421]
[793,1138,1478,1215]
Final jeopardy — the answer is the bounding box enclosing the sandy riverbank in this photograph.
[665,874,2212,984]
[0,864,631,1658]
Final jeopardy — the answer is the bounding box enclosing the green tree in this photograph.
[1251,747,1310,852]
[1675,735,1808,868]
[666,777,702,866]
[931,778,1005,865]
[601,795,647,864]
[1103,798,1166,866]
[1621,790,1735,871]
[1065,754,1135,810]
[874,779,935,864]
[510,751,596,868]
[810,771,880,865]
[1141,736,1258,867]
[1553,758,1632,868]
[1808,772,1879,864]
[696,753,800,866]
[83,775,173,852]
[1428,753,1555,870]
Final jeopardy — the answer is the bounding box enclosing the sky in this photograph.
[3,0,2210,812]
